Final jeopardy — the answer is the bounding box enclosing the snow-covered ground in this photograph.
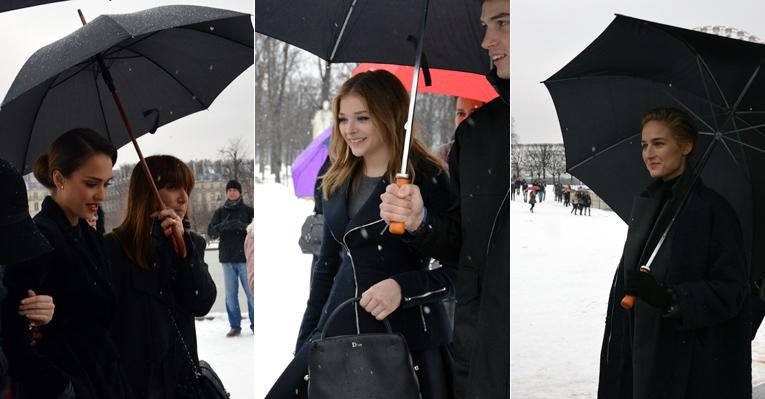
[253,181,315,398]
[196,313,254,398]
[510,193,765,397]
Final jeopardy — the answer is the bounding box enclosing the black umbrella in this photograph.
[0,0,67,12]
[256,0,490,233]
[255,0,487,74]
[0,5,253,256]
[544,14,765,281]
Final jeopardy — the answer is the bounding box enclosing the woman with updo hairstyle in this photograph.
[268,70,456,398]
[1,128,131,398]
[105,155,216,399]
[598,108,750,398]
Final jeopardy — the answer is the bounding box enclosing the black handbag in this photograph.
[167,308,230,399]
[307,297,422,399]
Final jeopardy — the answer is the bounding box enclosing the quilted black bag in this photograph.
[307,297,422,399]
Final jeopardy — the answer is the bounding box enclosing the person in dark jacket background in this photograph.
[207,179,254,337]
[598,108,750,399]
[106,155,216,399]
[267,70,457,399]
[379,1,510,397]
[2,128,131,399]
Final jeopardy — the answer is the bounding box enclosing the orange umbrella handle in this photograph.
[389,176,411,235]
[620,266,650,310]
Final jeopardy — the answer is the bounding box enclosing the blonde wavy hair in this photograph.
[322,70,444,199]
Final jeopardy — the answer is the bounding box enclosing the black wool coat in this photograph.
[1,196,131,399]
[207,200,254,263]
[598,172,751,399]
[296,159,457,355]
[105,224,216,399]
[408,69,510,399]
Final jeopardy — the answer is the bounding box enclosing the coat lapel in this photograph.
[623,194,664,273]
[323,175,389,244]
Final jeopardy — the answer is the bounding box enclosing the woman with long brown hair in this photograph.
[105,155,216,399]
[267,70,456,398]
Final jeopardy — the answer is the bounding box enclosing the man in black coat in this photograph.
[207,180,254,337]
[380,1,509,397]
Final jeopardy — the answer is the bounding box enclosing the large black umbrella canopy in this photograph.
[255,0,488,74]
[0,0,67,12]
[544,14,765,279]
[0,4,254,174]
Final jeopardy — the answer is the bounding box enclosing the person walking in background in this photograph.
[529,188,537,213]
[208,180,254,337]
[522,179,529,202]
[538,180,546,202]
[268,70,456,399]
[599,108,750,399]
[571,189,580,214]
[2,129,132,399]
[563,184,571,207]
[106,155,216,399]
[582,190,592,216]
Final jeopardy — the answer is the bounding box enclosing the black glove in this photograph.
[625,268,672,310]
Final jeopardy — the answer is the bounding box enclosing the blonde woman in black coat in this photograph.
[598,108,750,399]
[268,70,456,399]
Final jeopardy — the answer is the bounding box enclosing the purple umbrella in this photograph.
[292,126,331,197]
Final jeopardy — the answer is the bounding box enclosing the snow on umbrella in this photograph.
[292,126,331,198]
[0,5,253,256]
[256,0,490,234]
[544,14,765,296]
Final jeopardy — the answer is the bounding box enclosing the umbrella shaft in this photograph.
[400,0,430,175]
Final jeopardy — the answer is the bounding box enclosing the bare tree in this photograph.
[218,137,250,181]
[511,117,523,177]
[525,144,555,180]
[548,145,566,183]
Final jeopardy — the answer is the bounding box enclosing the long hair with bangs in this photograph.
[322,70,444,199]
[110,155,195,269]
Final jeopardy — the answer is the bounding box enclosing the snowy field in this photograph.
[510,191,765,397]
[253,181,315,397]
[196,313,254,398]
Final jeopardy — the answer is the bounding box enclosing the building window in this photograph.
[34,202,39,211]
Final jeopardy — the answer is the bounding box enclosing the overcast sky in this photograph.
[0,0,253,167]
[512,0,765,143]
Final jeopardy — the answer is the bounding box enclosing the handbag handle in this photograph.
[321,297,393,339]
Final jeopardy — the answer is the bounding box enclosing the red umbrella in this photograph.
[352,63,497,103]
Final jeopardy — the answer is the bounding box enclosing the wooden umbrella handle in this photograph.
[389,176,411,235]
[620,266,650,310]
[170,227,187,259]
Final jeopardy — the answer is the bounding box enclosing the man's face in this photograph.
[480,0,510,79]
[226,188,241,201]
